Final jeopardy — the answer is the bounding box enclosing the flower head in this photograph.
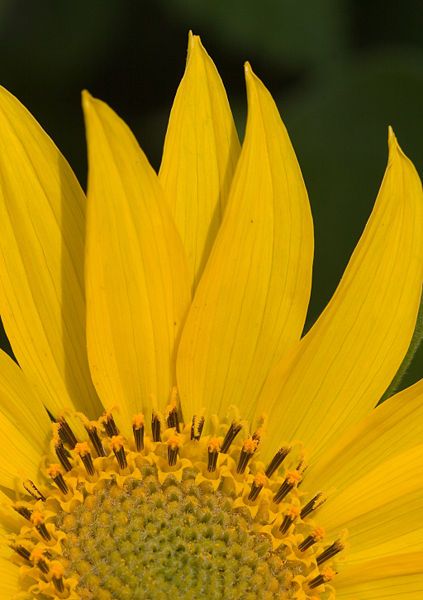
[0,33,422,598]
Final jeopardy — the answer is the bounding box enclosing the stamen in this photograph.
[207,438,220,472]
[75,442,95,476]
[316,540,344,565]
[265,447,290,478]
[51,562,66,593]
[47,464,68,495]
[102,412,119,437]
[58,418,78,448]
[167,435,181,466]
[31,511,51,541]
[85,423,106,457]
[31,548,49,574]
[273,470,302,504]
[298,527,325,552]
[132,414,145,451]
[11,544,31,561]
[151,413,162,442]
[308,567,336,589]
[166,387,180,432]
[55,440,72,472]
[110,435,127,469]
[23,480,46,502]
[300,493,326,519]
[279,506,300,534]
[14,506,32,521]
[190,415,205,441]
[248,473,267,501]
[166,406,180,433]
[220,421,242,453]
[237,437,259,474]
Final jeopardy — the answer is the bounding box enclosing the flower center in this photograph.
[9,410,344,599]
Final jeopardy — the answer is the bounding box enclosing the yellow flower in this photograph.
[0,33,422,599]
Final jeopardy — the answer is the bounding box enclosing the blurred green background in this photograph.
[0,0,422,391]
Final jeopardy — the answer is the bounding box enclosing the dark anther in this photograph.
[133,422,145,452]
[316,540,344,565]
[167,445,179,467]
[248,481,263,501]
[12,545,31,561]
[273,477,297,504]
[36,522,51,542]
[55,441,72,471]
[53,575,65,594]
[80,452,95,476]
[151,413,161,442]
[299,534,319,552]
[308,573,333,589]
[167,407,180,433]
[103,413,119,437]
[220,422,242,454]
[265,447,290,478]
[300,493,326,519]
[14,506,32,521]
[113,445,127,470]
[237,441,258,474]
[190,416,205,441]
[23,480,46,502]
[51,472,68,495]
[279,513,296,535]
[207,447,219,472]
[86,425,106,457]
[58,418,78,448]
[36,557,50,574]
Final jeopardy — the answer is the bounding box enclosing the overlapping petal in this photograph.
[159,33,240,291]
[336,554,423,599]
[0,376,49,483]
[259,130,423,460]
[318,445,423,559]
[176,65,313,421]
[0,87,100,418]
[0,558,19,597]
[0,350,51,452]
[83,93,190,425]
[305,378,423,491]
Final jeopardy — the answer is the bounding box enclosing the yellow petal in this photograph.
[0,87,100,418]
[177,64,313,421]
[0,350,51,452]
[305,378,423,491]
[345,529,423,565]
[159,33,240,291]
[259,130,423,460]
[0,488,23,533]
[83,93,190,425]
[0,408,43,488]
[0,557,19,596]
[317,445,423,556]
[336,554,423,599]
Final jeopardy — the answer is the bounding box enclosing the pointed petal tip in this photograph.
[388,125,399,153]
[244,61,255,80]
[387,126,419,170]
[187,31,204,58]
[81,90,95,113]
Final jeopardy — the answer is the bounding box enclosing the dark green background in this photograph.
[0,0,422,392]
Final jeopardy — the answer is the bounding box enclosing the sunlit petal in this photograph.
[83,92,190,425]
[0,87,100,417]
[177,64,313,421]
[259,130,423,460]
[160,33,240,290]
